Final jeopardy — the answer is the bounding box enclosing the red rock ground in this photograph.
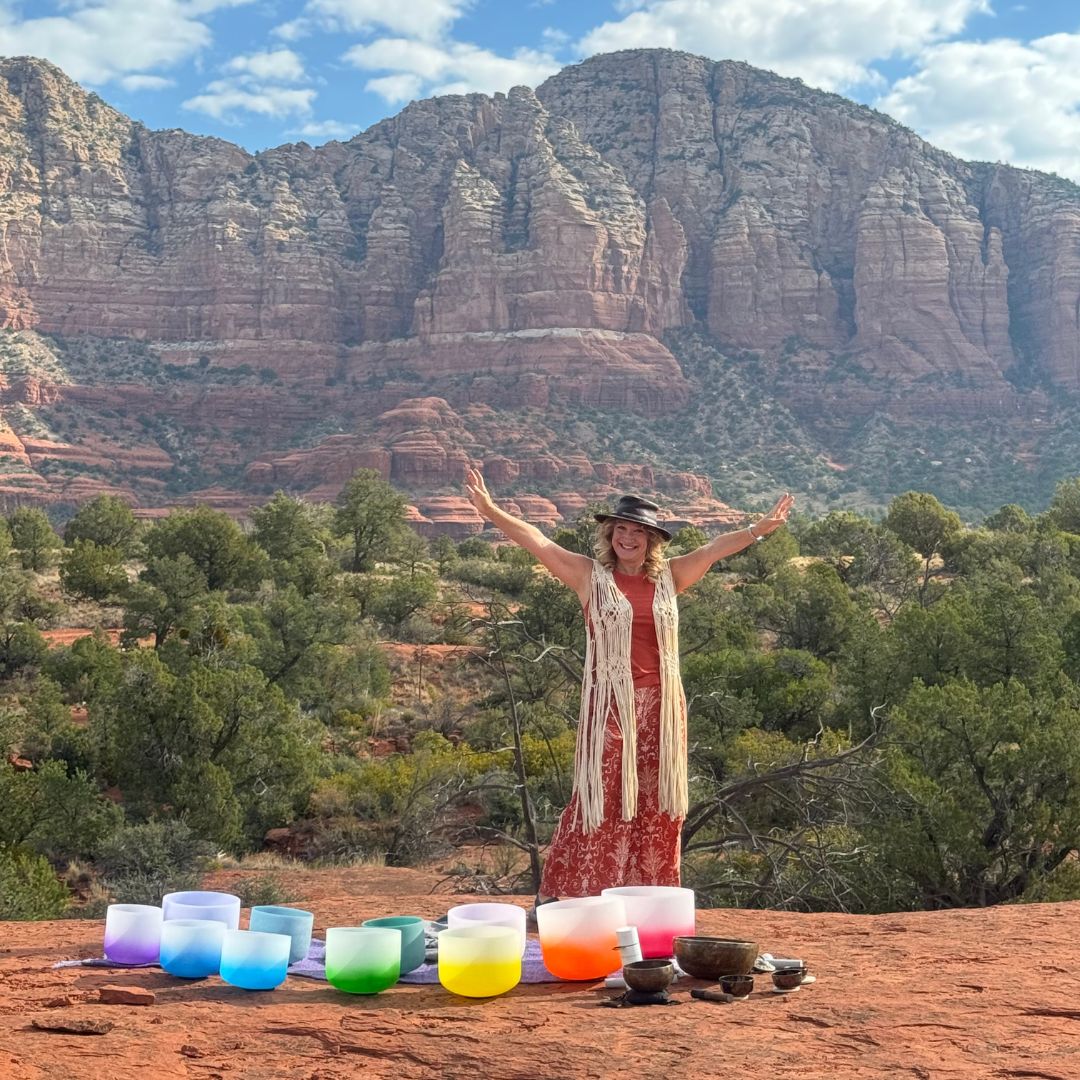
[3,867,1079,1079]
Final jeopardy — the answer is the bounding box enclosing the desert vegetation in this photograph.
[3,476,1080,920]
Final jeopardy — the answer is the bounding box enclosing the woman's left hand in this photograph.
[754,492,795,539]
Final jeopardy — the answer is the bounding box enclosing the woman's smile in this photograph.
[613,522,648,569]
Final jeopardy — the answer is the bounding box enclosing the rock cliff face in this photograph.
[535,51,1080,382]
[1,50,1079,520]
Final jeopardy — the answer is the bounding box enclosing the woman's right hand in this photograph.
[465,465,592,600]
[465,467,497,521]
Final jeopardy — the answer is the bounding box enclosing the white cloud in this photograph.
[291,118,355,139]
[877,34,1080,181]
[119,73,175,91]
[183,44,316,122]
[0,0,254,84]
[344,37,560,103]
[271,17,309,41]
[344,38,452,80]
[224,48,306,82]
[182,81,316,121]
[273,0,468,43]
[577,0,990,92]
[364,72,423,105]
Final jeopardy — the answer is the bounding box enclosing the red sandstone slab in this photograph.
[2,867,1079,1079]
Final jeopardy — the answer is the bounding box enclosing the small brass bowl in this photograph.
[771,967,805,991]
[623,959,675,994]
[719,973,754,998]
[674,936,758,979]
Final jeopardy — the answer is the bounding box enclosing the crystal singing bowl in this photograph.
[103,904,163,965]
[161,890,241,930]
[159,918,225,978]
[446,902,528,956]
[219,929,291,991]
[600,886,696,959]
[536,896,627,981]
[325,927,401,995]
[361,916,427,975]
[249,905,315,965]
[438,925,521,998]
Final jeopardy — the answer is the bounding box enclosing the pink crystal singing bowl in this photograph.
[600,886,696,959]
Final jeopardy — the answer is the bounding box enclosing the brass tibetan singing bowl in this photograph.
[673,936,758,979]
[622,959,675,994]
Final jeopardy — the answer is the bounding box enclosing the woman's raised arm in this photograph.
[465,468,593,602]
[669,492,794,592]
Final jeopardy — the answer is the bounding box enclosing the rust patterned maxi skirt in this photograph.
[539,685,684,898]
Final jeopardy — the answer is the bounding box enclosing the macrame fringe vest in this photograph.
[573,559,688,833]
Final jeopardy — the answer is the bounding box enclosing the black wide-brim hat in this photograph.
[595,495,673,541]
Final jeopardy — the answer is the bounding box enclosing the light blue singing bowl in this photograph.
[249,905,314,965]
[159,918,225,978]
[219,929,291,991]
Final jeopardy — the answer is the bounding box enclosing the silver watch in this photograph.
[747,524,765,543]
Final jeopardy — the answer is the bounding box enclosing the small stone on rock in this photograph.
[42,995,78,1008]
[98,985,155,1006]
[32,1017,114,1035]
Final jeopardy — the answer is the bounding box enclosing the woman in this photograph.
[465,469,793,902]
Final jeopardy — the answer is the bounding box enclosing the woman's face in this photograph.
[611,520,650,568]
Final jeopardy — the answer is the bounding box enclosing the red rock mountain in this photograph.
[1,50,1078,524]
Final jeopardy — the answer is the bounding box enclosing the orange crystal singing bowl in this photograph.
[536,896,627,981]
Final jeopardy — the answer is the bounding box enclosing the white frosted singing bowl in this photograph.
[446,903,527,956]
[536,896,626,981]
[601,886,696,959]
[103,903,163,965]
[438,925,521,997]
[162,890,241,929]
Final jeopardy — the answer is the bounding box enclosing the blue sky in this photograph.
[2,1,1080,180]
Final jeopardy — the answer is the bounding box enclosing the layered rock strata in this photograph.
[2,51,1080,517]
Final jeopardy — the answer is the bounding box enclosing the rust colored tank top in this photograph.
[613,569,661,688]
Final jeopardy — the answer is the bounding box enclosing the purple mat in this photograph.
[290,936,559,984]
[55,936,562,984]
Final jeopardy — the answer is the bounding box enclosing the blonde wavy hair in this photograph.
[593,519,668,582]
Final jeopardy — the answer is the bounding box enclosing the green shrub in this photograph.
[95,819,214,904]
[450,558,534,595]
[0,845,70,919]
[0,758,121,860]
[59,539,127,600]
[94,650,322,849]
[232,873,293,907]
[7,507,60,571]
[0,622,48,680]
[303,819,387,865]
[455,536,494,559]
[63,495,140,555]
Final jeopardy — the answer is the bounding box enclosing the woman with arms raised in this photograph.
[464,469,794,906]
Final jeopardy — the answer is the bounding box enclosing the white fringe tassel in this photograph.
[573,561,687,834]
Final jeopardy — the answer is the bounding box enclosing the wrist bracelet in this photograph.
[747,524,765,543]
